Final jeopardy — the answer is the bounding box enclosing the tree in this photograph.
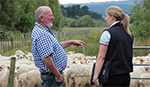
[61,4,102,20]
[48,0,63,31]
[130,0,150,40]
[78,15,95,27]
[71,4,80,18]
[79,6,90,17]
[89,11,103,20]
[0,25,10,55]
[0,0,22,30]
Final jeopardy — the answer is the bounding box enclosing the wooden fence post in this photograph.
[8,57,16,87]
[1,41,4,55]
[10,37,14,50]
[82,38,85,56]
[85,31,87,38]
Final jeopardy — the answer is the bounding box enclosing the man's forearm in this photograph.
[43,56,61,76]
[60,40,74,48]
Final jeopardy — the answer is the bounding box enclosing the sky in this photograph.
[59,0,127,4]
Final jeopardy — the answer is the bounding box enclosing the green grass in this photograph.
[3,42,31,56]
[133,39,150,56]
[62,27,105,56]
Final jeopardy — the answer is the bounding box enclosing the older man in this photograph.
[31,6,85,87]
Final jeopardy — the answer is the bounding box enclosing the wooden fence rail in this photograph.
[0,30,90,55]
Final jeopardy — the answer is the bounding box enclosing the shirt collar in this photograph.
[110,21,120,28]
[35,22,50,31]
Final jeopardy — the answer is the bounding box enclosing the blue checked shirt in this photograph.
[31,22,67,73]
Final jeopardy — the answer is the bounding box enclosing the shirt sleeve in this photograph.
[36,34,54,59]
[100,31,111,45]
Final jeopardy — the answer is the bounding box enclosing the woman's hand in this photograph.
[93,78,101,87]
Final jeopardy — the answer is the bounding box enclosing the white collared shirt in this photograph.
[100,21,120,45]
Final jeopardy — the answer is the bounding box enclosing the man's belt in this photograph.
[41,71,63,75]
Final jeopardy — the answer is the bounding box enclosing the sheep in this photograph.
[130,66,150,87]
[18,72,28,87]
[16,64,38,78]
[139,72,150,87]
[0,56,11,61]
[132,57,145,64]
[0,66,18,87]
[65,64,94,87]
[0,71,4,78]
[85,59,96,65]
[67,51,75,55]
[67,53,86,60]
[18,70,42,87]
[15,50,28,60]
[147,53,150,57]
[26,70,42,87]
[67,56,84,68]
[27,52,33,61]
[133,56,150,64]
[16,59,33,65]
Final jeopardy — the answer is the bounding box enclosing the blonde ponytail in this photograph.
[121,14,131,35]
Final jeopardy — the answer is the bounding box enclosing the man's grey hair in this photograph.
[35,6,51,22]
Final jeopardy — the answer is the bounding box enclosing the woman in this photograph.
[93,6,134,87]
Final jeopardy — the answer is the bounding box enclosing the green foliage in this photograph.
[130,0,150,40]
[63,16,106,27]
[63,17,76,27]
[0,0,63,32]
[48,0,63,31]
[0,25,9,41]
[15,14,32,33]
[78,15,95,27]
[79,6,90,16]
[61,4,102,20]
[94,20,106,27]
[0,0,22,30]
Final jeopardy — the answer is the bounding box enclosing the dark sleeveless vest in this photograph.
[105,22,134,76]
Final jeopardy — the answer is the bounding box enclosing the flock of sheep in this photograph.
[0,50,150,87]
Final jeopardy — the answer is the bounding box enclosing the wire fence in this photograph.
[6,41,150,87]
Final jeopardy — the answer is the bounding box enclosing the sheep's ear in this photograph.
[145,67,149,72]
[140,59,144,64]
[17,67,20,69]
[26,76,29,80]
[7,66,10,69]
[0,66,3,70]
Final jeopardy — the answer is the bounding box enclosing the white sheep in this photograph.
[0,66,18,87]
[139,72,150,87]
[18,72,28,87]
[16,64,38,78]
[65,64,94,87]
[16,59,33,65]
[147,53,150,57]
[67,51,75,55]
[27,52,33,61]
[18,70,42,87]
[15,50,28,59]
[130,66,150,87]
